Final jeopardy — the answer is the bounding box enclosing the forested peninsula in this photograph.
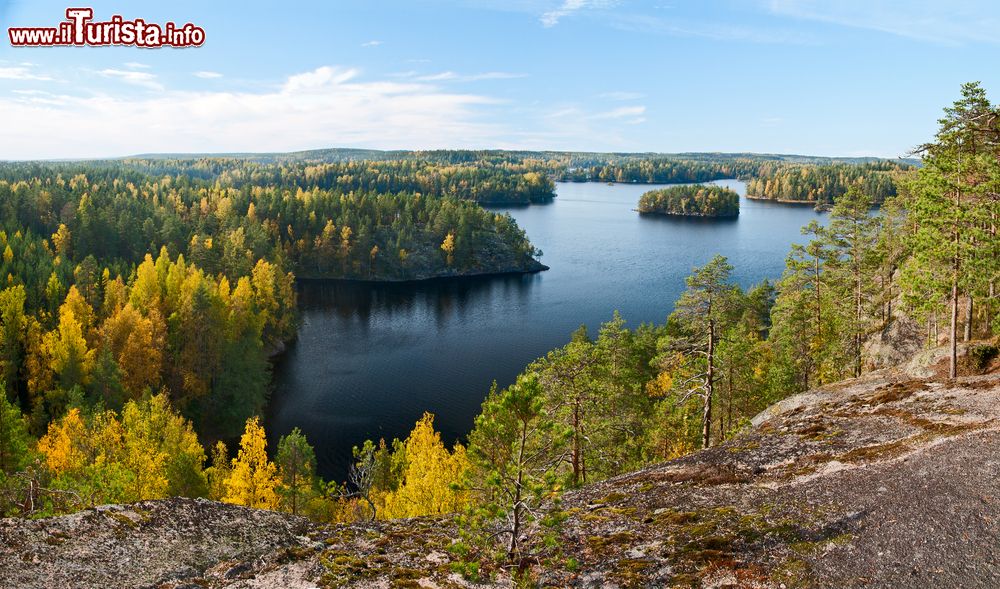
[637,184,740,217]
[744,160,906,205]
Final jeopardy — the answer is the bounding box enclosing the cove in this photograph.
[266,180,827,480]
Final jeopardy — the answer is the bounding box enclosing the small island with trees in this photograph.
[636,184,740,218]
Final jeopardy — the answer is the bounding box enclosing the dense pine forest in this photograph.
[637,184,740,217]
[0,82,997,583]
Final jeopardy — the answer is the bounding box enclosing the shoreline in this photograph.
[636,209,739,219]
[744,194,820,205]
[293,262,550,286]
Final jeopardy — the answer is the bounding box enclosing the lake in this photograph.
[266,180,826,481]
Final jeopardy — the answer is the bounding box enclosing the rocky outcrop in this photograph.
[4,369,1000,588]
[0,498,323,589]
[863,313,925,372]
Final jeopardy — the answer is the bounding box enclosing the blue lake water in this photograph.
[267,180,826,480]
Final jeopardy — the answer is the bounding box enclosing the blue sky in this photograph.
[1,0,998,159]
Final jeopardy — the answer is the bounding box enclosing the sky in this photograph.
[0,0,999,160]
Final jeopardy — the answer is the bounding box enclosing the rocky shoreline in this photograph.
[4,357,999,588]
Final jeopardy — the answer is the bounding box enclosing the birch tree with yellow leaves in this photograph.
[223,416,280,510]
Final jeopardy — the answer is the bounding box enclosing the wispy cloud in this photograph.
[415,71,527,82]
[361,40,382,47]
[599,91,645,101]
[124,62,150,69]
[593,105,646,123]
[98,69,163,90]
[0,66,507,159]
[540,0,617,27]
[607,12,816,44]
[0,66,53,81]
[194,71,223,79]
[767,0,1000,45]
[547,104,647,125]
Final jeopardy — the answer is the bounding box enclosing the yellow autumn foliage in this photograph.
[222,416,280,509]
[37,408,89,476]
[378,412,469,519]
[37,395,206,504]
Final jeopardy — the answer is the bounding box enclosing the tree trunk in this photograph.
[964,295,973,342]
[855,266,863,377]
[509,420,527,560]
[702,318,714,449]
[571,399,581,486]
[949,254,959,379]
[726,367,733,441]
[814,256,823,385]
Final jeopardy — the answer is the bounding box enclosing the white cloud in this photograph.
[469,72,527,81]
[417,71,459,81]
[593,105,646,120]
[767,0,1000,44]
[124,62,151,69]
[281,66,359,92]
[544,103,647,130]
[599,91,645,101]
[416,71,526,82]
[0,66,507,160]
[607,12,816,44]
[539,0,619,27]
[194,71,223,79]
[361,40,382,47]
[0,66,53,81]
[98,69,163,91]
[541,0,587,27]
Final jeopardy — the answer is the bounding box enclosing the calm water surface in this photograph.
[267,180,825,480]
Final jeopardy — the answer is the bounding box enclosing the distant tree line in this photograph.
[745,161,908,205]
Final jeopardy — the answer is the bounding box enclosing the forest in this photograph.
[745,160,908,205]
[130,149,911,207]
[0,83,996,582]
[637,184,740,217]
[0,158,545,456]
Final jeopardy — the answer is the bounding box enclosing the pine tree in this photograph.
[669,255,738,448]
[0,383,31,474]
[903,82,996,377]
[276,427,316,515]
[822,187,881,377]
[463,374,568,562]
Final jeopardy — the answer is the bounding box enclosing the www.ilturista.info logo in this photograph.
[8,8,205,47]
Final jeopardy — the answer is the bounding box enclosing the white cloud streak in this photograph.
[0,66,53,81]
[98,69,164,90]
[599,91,645,101]
[0,66,506,160]
[415,71,527,82]
[540,0,618,27]
[768,0,1000,45]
